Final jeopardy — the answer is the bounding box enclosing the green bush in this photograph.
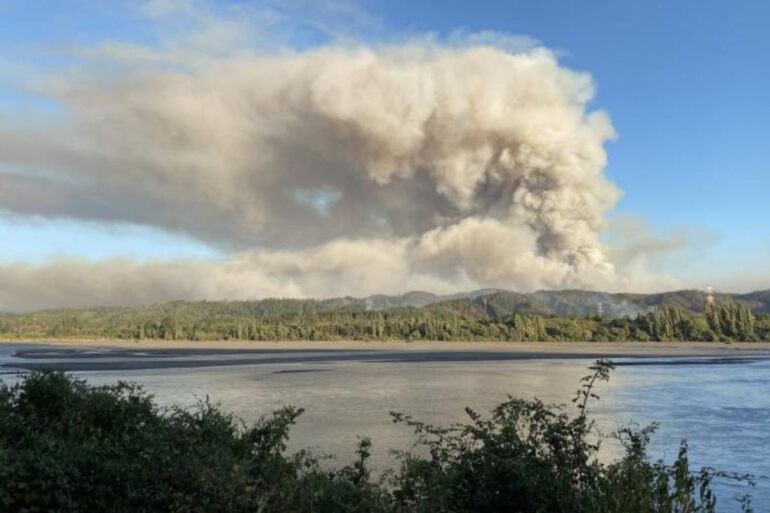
[0,362,757,512]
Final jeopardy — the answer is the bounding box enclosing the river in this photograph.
[1,342,768,511]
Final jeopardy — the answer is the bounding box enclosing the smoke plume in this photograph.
[0,32,671,310]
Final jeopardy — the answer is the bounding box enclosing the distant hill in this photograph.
[734,290,770,315]
[1,288,768,320]
[359,288,768,319]
[362,290,441,309]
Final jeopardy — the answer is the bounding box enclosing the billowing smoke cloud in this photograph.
[0,32,667,311]
[0,241,443,312]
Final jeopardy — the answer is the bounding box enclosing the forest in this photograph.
[1,295,768,342]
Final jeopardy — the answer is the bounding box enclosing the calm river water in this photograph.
[1,343,768,511]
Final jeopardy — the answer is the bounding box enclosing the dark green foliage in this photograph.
[0,297,767,341]
[0,363,757,512]
[0,372,389,513]
[386,361,749,513]
[705,303,756,341]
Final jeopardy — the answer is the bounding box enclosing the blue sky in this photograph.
[1,0,769,293]
[375,0,770,258]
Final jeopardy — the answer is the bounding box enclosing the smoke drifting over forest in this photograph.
[0,9,685,310]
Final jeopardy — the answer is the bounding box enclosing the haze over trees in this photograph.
[1,290,768,342]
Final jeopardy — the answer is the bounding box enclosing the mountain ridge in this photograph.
[5,288,770,318]
[358,288,770,318]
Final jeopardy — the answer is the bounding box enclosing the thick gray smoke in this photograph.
[0,39,676,311]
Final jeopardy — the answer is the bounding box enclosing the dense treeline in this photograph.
[0,362,758,512]
[1,300,768,342]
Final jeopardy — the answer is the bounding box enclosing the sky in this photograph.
[0,0,769,310]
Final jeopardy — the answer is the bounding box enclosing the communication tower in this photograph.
[597,302,604,318]
[705,286,715,308]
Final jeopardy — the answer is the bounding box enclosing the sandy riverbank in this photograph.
[4,338,770,357]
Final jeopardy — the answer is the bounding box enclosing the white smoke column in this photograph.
[0,41,627,309]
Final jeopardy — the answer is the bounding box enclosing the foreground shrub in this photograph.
[0,362,756,512]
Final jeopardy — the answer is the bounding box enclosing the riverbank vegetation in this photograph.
[0,361,757,512]
[1,297,768,342]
